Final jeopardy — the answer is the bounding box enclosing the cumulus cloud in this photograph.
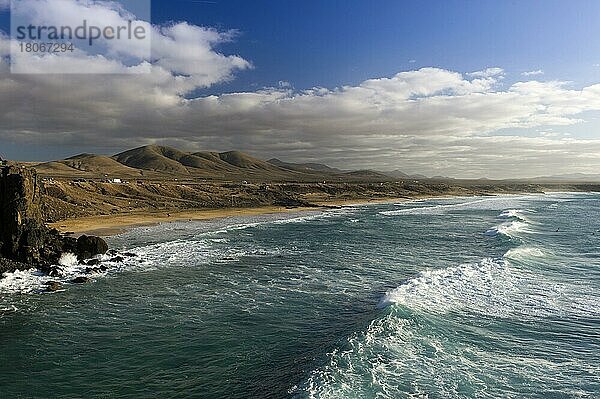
[2,58,600,177]
[8,0,251,84]
[467,67,504,78]
[1,1,600,178]
[522,69,544,76]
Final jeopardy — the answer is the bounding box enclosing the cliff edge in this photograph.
[0,166,108,276]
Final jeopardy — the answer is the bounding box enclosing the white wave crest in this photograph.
[0,268,48,294]
[378,258,508,313]
[0,251,139,295]
[379,252,598,319]
[484,220,529,238]
[58,252,79,267]
[497,209,525,219]
[380,196,532,216]
[504,247,545,260]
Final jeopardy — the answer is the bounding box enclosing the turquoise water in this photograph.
[1,194,599,398]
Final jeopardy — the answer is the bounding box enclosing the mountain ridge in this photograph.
[30,145,415,182]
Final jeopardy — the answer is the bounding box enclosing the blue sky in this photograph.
[148,0,600,93]
[1,0,599,91]
[1,0,600,178]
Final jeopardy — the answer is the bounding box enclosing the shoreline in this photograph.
[47,190,585,238]
[48,206,318,237]
[47,205,340,237]
[49,197,411,237]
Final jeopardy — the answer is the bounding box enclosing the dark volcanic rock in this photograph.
[85,259,101,266]
[0,166,109,276]
[76,235,108,261]
[110,256,124,263]
[0,166,46,264]
[45,281,63,292]
[71,276,91,284]
[273,196,318,208]
[0,257,29,275]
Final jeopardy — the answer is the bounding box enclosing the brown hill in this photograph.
[112,145,190,175]
[34,154,153,178]
[112,145,314,180]
[34,161,90,177]
[217,151,284,171]
[29,145,397,182]
[64,154,145,176]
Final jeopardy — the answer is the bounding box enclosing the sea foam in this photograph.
[380,196,531,216]
[484,220,529,238]
[378,257,509,313]
[58,252,79,267]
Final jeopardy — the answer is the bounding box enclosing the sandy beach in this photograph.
[48,205,326,237]
[48,197,413,237]
[49,193,546,237]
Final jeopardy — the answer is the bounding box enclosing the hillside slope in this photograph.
[30,145,398,182]
[111,145,331,180]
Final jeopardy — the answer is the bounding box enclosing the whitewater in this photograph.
[1,194,599,398]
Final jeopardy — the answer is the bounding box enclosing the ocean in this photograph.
[1,193,599,398]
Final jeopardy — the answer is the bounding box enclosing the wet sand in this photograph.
[48,206,327,237]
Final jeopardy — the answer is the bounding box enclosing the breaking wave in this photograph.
[297,201,600,398]
[0,208,352,296]
[380,196,531,216]
[0,251,139,294]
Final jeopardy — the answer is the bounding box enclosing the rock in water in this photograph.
[0,166,109,276]
[76,235,109,261]
[0,257,29,276]
[71,276,91,284]
[45,281,63,292]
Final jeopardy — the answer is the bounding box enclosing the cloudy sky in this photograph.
[1,0,600,178]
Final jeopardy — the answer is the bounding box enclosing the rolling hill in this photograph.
[112,145,191,175]
[111,145,309,180]
[34,154,150,178]
[29,145,404,182]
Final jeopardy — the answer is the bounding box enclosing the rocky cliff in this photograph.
[0,166,108,276]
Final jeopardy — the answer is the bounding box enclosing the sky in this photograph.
[1,0,600,178]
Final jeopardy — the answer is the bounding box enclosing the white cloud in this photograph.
[522,69,544,76]
[8,0,251,83]
[1,2,600,178]
[1,57,600,178]
[467,67,504,78]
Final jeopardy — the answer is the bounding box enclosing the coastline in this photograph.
[48,205,336,237]
[45,192,553,237]
[48,197,411,237]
